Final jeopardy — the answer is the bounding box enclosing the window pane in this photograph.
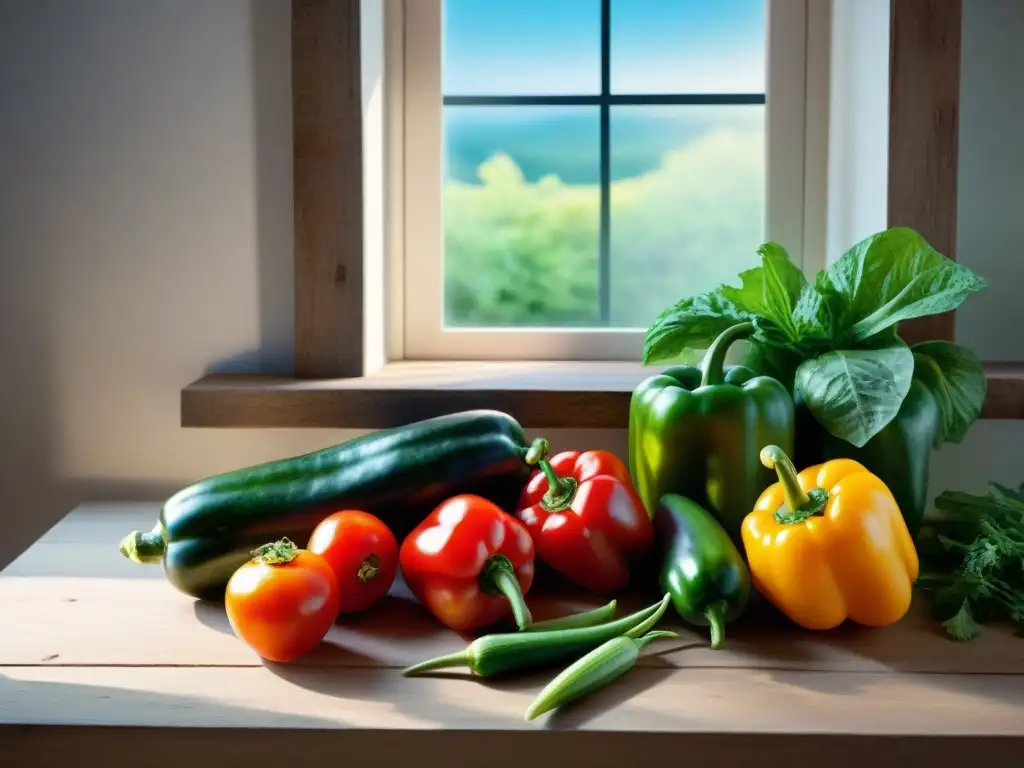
[443,0,601,95]
[444,107,601,327]
[609,106,765,329]
[611,0,766,94]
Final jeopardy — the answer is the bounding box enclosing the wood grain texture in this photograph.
[888,0,962,345]
[293,0,363,378]
[1,504,1023,766]
[181,362,1024,428]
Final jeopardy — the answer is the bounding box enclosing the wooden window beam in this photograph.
[292,0,364,378]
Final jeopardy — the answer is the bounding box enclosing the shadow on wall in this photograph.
[206,0,294,378]
[0,0,296,571]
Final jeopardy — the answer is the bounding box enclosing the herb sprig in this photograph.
[917,483,1024,641]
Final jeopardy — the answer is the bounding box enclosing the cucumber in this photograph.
[120,410,532,599]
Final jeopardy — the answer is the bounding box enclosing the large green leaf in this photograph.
[817,227,986,343]
[911,341,987,445]
[642,290,752,365]
[795,341,915,447]
[720,241,830,345]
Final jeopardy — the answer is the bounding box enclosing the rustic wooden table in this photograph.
[2,503,1023,767]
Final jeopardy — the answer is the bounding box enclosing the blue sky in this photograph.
[442,0,766,96]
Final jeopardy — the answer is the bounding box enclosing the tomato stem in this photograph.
[251,537,300,565]
[357,553,381,582]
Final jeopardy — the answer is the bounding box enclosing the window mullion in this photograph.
[599,0,612,324]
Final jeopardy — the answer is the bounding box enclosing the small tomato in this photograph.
[225,538,340,662]
[308,510,399,614]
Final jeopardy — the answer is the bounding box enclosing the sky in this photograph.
[442,0,766,96]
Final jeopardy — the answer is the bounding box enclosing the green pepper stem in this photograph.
[760,445,829,525]
[480,554,533,630]
[524,437,549,466]
[523,437,577,511]
[705,601,727,650]
[119,527,166,564]
[700,322,755,387]
[401,650,472,676]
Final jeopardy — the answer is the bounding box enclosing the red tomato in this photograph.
[225,539,340,663]
[307,510,399,614]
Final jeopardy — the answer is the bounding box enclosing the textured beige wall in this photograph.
[0,0,1019,570]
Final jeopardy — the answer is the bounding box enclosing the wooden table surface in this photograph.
[2,503,1023,767]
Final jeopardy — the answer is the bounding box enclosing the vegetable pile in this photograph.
[116,227,1015,721]
[643,227,988,539]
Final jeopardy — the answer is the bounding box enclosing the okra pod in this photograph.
[402,594,670,678]
[524,600,617,632]
[524,630,678,721]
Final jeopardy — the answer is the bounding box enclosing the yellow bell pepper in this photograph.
[740,445,919,631]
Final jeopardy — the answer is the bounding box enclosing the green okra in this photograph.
[402,594,670,678]
[524,630,679,721]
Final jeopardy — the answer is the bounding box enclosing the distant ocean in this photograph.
[443,105,764,185]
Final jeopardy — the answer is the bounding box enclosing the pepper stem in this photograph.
[251,537,300,565]
[760,445,829,525]
[401,650,472,676]
[700,322,755,387]
[479,554,533,630]
[119,527,166,564]
[705,600,727,650]
[523,437,578,511]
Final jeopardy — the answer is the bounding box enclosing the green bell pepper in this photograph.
[628,322,795,547]
[794,376,940,540]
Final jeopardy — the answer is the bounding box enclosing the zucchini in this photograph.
[120,410,532,599]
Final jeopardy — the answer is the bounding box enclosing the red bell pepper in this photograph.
[400,494,535,632]
[516,439,653,594]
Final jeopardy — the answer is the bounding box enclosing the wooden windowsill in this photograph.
[181,361,1024,429]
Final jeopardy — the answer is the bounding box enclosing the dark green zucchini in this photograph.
[120,410,532,600]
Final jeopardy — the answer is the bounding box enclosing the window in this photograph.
[397,0,821,360]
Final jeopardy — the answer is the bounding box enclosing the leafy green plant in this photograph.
[917,483,1024,640]
[644,227,988,448]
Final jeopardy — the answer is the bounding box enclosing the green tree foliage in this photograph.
[443,128,764,329]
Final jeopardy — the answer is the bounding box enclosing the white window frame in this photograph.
[385,0,828,362]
